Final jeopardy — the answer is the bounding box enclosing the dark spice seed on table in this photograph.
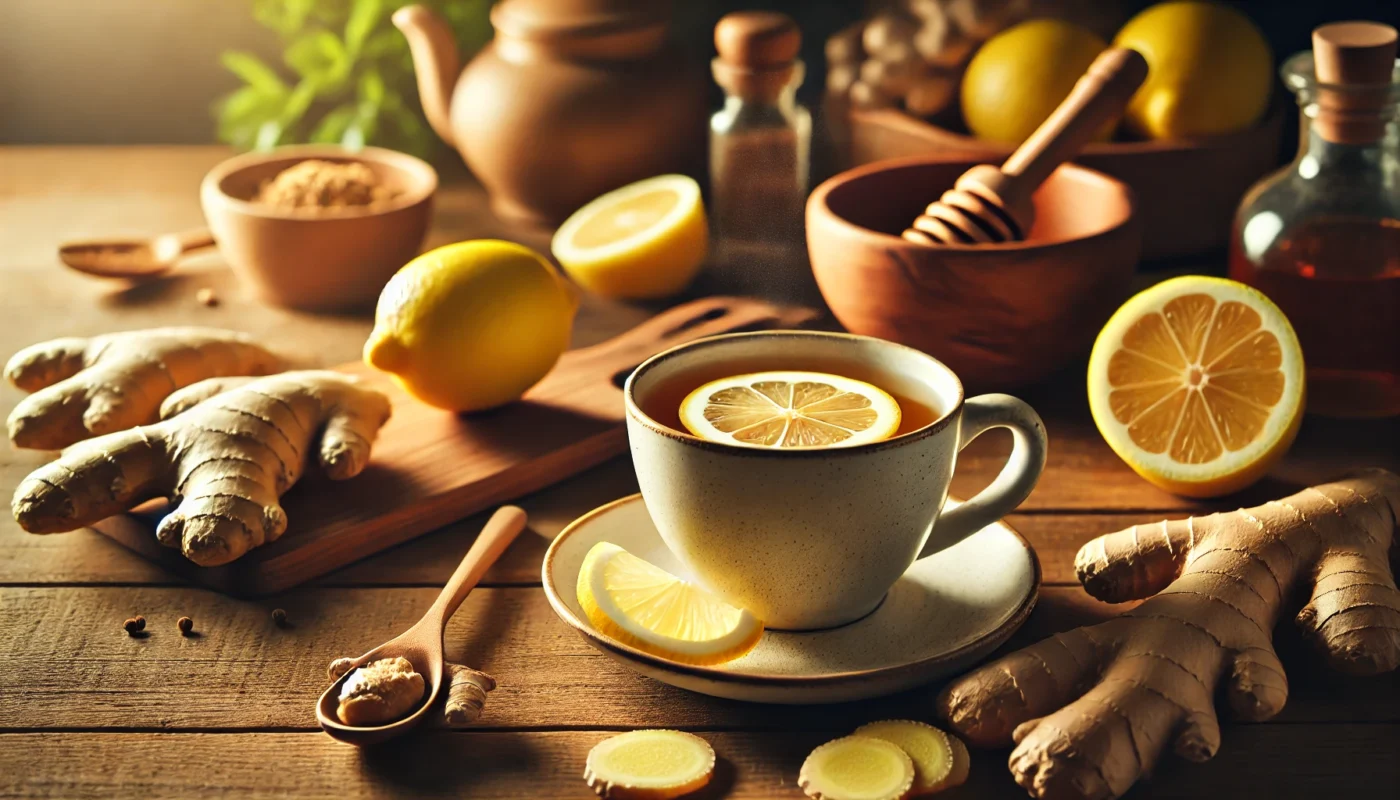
[123,616,145,635]
[271,608,288,628]
[177,616,194,635]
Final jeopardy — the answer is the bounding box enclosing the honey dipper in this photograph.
[903,47,1148,246]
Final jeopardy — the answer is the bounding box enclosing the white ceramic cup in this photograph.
[624,331,1047,630]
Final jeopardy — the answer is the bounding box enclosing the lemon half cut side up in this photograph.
[1088,276,1304,498]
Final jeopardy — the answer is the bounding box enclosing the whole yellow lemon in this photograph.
[364,240,577,412]
[961,19,1110,144]
[1114,2,1272,139]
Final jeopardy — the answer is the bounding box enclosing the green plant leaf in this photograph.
[278,78,322,130]
[285,30,350,91]
[358,67,386,107]
[362,27,405,59]
[312,0,354,26]
[221,51,287,95]
[255,119,286,150]
[311,103,360,143]
[216,85,281,148]
[344,0,383,55]
[222,0,493,156]
[342,116,367,150]
[253,0,318,38]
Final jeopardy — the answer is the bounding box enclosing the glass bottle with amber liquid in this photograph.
[1229,22,1400,418]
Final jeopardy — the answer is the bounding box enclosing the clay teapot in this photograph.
[394,0,707,225]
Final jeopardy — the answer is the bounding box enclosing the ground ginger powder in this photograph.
[257,159,396,211]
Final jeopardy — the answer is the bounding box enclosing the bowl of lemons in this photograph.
[842,1,1285,260]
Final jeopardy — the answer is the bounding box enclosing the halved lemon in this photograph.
[679,371,902,449]
[576,542,762,666]
[551,174,708,300]
[1088,276,1304,498]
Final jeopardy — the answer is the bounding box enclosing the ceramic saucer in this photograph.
[542,494,1039,704]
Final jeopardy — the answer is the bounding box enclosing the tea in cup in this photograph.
[624,331,1047,630]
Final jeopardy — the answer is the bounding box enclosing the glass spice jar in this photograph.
[708,11,817,304]
[1228,22,1400,418]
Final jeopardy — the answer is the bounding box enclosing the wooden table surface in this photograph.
[1,146,1397,799]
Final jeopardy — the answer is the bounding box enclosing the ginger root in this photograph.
[937,470,1400,800]
[5,328,282,449]
[442,663,496,727]
[12,370,390,566]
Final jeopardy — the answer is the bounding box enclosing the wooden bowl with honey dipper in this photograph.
[200,146,436,310]
[806,153,1141,391]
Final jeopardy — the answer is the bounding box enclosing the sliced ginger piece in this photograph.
[853,720,969,795]
[583,729,715,800]
[799,735,915,800]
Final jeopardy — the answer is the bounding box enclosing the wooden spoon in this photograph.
[59,228,216,279]
[316,505,527,746]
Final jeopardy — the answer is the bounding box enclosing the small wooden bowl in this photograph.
[807,156,1141,391]
[844,103,1284,260]
[201,146,436,311]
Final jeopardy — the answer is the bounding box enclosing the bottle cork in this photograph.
[1310,21,1398,144]
[713,11,802,102]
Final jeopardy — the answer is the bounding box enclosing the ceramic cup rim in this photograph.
[622,330,965,456]
[200,144,438,222]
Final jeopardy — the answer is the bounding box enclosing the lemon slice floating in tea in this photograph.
[577,542,763,666]
[678,371,902,448]
[1088,276,1304,498]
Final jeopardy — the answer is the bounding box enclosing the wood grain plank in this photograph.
[2,586,1392,731]
[16,446,1396,590]
[6,344,1394,590]
[3,726,1397,799]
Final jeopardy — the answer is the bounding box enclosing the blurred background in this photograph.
[6,0,1398,158]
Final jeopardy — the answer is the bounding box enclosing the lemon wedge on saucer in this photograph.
[679,371,902,449]
[1088,276,1304,498]
[577,542,762,666]
[552,174,708,300]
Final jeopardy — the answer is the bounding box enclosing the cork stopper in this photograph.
[1310,22,1398,144]
[713,11,802,102]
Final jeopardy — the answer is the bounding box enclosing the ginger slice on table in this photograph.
[938,470,1400,800]
[799,735,915,800]
[5,327,282,449]
[853,720,969,796]
[12,370,390,566]
[584,730,716,800]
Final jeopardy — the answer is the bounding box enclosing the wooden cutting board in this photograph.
[92,297,816,596]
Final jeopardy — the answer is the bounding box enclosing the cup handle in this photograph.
[916,393,1047,560]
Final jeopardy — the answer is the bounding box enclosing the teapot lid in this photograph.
[493,0,670,39]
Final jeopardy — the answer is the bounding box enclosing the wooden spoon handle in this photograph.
[173,228,216,252]
[999,47,1148,196]
[423,505,528,626]
[567,296,819,384]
